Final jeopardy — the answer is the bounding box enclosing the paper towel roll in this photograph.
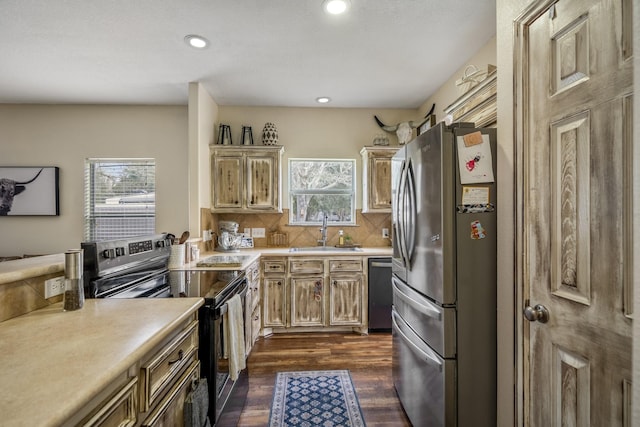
[168,244,185,268]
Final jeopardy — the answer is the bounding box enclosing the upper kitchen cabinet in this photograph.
[211,145,284,213]
[444,66,497,128]
[360,146,398,213]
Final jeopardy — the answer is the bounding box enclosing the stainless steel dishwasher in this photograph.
[368,257,392,332]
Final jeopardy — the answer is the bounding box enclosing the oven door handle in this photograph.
[219,280,249,317]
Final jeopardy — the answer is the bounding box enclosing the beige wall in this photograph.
[189,83,219,240]
[419,36,497,121]
[0,104,189,257]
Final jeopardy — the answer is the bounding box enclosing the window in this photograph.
[84,159,156,241]
[289,159,355,225]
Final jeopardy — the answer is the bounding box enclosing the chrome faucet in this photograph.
[317,214,328,246]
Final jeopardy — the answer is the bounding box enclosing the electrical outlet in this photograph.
[382,228,390,238]
[202,230,213,241]
[252,227,266,238]
[244,228,251,237]
[45,276,65,298]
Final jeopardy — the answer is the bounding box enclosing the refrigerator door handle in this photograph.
[392,277,442,321]
[396,160,409,267]
[405,161,417,264]
[392,311,443,371]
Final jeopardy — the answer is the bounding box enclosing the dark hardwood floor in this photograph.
[238,332,412,426]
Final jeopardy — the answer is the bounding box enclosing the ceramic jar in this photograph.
[262,122,278,145]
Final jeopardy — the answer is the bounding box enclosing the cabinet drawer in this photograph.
[81,377,138,427]
[290,259,324,274]
[140,320,199,412]
[263,259,286,274]
[141,360,200,427]
[329,259,363,272]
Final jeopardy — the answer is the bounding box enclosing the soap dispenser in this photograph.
[338,230,344,246]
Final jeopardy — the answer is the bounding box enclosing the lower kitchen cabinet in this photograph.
[262,258,287,328]
[261,256,366,333]
[80,313,200,427]
[290,276,324,327]
[244,260,260,355]
[329,275,363,326]
[140,361,200,427]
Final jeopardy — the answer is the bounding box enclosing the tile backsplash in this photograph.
[201,208,391,249]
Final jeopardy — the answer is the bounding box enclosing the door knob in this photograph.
[523,304,549,323]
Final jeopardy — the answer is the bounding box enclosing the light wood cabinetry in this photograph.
[290,259,325,327]
[80,313,200,427]
[261,256,366,333]
[329,259,363,326]
[262,258,286,328]
[444,68,497,128]
[360,147,398,213]
[211,145,284,213]
[244,259,260,355]
[81,377,138,427]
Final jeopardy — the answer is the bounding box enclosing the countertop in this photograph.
[173,247,392,271]
[0,247,393,283]
[0,253,64,285]
[0,298,203,427]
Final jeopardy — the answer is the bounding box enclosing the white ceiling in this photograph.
[0,0,496,108]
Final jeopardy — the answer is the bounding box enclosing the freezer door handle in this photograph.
[392,277,442,321]
[392,310,443,371]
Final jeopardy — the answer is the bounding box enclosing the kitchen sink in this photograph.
[289,246,362,252]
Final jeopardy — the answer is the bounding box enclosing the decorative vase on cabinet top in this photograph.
[262,122,278,145]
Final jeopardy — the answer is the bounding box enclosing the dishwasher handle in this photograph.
[370,261,392,268]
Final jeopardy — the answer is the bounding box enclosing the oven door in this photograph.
[199,277,249,425]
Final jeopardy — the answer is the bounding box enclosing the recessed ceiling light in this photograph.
[323,0,350,15]
[184,35,208,49]
[316,97,331,104]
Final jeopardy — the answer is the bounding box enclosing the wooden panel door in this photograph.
[329,274,363,326]
[262,276,285,328]
[246,153,277,210]
[290,276,324,327]
[515,0,633,425]
[212,155,243,209]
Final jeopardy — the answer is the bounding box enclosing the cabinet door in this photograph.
[361,147,398,213]
[140,361,200,427]
[263,276,286,327]
[246,154,278,210]
[212,155,243,209]
[369,157,393,211]
[290,276,324,327]
[329,274,363,326]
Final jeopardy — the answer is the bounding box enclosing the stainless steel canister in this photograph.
[63,249,84,311]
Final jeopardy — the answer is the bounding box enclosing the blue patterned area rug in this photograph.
[268,370,367,427]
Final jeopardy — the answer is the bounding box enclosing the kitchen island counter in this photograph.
[0,297,203,427]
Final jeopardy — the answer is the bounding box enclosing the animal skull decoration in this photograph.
[374,103,436,145]
[0,168,43,215]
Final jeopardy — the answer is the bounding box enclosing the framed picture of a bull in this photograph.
[0,167,59,216]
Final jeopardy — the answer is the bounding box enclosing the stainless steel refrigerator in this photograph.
[391,122,497,427]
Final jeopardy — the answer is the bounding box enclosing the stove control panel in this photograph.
[129,239,154,255]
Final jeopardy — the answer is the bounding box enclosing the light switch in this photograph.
[252,227,266,238]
